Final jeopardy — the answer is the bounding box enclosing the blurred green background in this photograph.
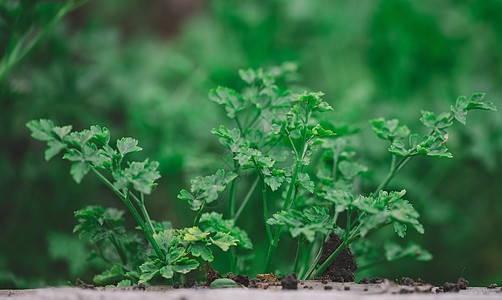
[1,0,501,288]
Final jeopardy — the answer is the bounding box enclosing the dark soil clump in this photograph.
[226,273,250,287]
[457,277,469,289]
[400,277,415,286]
[281,274,299,290]
[359,277,371,284]
[487,283,498,289]
[183,279,195,288]
[317,233,357,282]
[204,262,222,286]
[437,278,468,293]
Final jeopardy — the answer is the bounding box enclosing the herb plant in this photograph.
[27,65,496,285]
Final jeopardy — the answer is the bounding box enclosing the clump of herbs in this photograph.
[27,64,496,285]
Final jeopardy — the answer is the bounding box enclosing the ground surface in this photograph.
[1,281,501,300]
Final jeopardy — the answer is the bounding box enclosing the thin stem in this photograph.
[301,241,323,280]
[257,168,273,242]
[234,177,259,222]
[0,0,91,81]
[91,168,165,261]
[194,201,207,227]
[298,238,316,279]
[374,155,412,194]
[138,193,156,234]
[227,178,237,219]
[309,239,349,279]
[108,234,128,265]
[292,236,303,274]
[263,227,282,273]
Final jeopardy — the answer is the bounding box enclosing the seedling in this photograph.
[28,65,496,285]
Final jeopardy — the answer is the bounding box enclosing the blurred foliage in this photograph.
[1,0,501,288]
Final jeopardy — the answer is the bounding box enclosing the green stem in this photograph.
[298,238,316,279]
[256,168,273,242]
[194,201,207,227]
[91,168,165,261]
[108,234,128,265]
[263,159,302,272]
[263,227,282,273]
[292,237,303,274]
[0,0,91,81]
[374,155,412,194]
[138,193,156,234]
[301,240,323,280]
[234,176,259,222]
[309,239,349,279]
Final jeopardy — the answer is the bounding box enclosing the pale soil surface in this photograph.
[1,281,501,300]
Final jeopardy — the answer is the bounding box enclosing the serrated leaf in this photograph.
[171,259,199,274]
[93,264,125,285]
[211,232,238,251]
[159,265,174,279]
[191,243,214,261]
[53,125,72,140]
[297,173,314,193]
[70,161,90,183]
[139,261,160,283]
[45,140,66,161]
[238,68,256,84]
[117,137,142,157]
[183,227,209,242]
[26,119,55,141]
[338,160,367,180]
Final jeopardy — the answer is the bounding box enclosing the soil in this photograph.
[280,274,299,290]
[317,233,357,282]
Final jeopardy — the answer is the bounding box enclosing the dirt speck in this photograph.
[317,233,357,282]
[344,286,350,290]
[359,277,371,284]
[183,279,195,288]
[487,283,498,289]
[400,277,415,286]
[281,274,299,290]
[324,286,332,290]
[456,277,468,289]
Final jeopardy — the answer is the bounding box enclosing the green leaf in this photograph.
[93,264,125,285]
[209,86,245,118]
[199,212,252,250]
[171,258,199,274]
[191,243,214,261]
[211,232,238,251]
[389,140,410,156]
[153,230,179,253]
[177,189,203,211]
[466,93,496,111]
[70,161,90,183]
[117,279,132,287]
[91,125,110,144]
[210,278,242,288]
[338,160,367,180]
[53,125,72,140]
[45,140,66,161]
[419,111,437,129]
[183,227,209,242]
[117,137,142,157]
[297,172,314,193]
[139,261,160,283]
[26,119,55,141]
[370,118,409,141]
[159,265,174,279]
[238,68,256,84]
